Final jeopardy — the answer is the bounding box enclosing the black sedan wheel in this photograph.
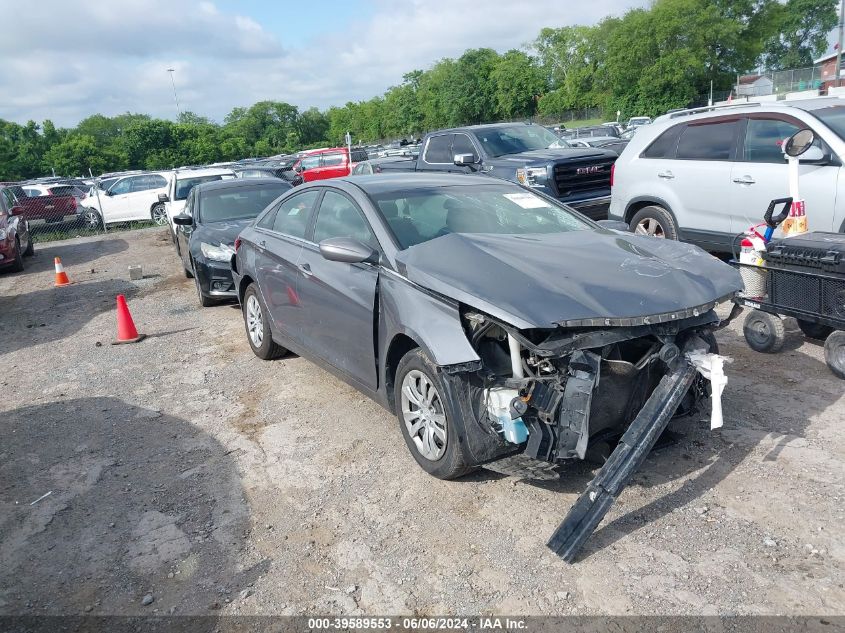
[194,271,216,307]
[394,348,474,480]
[9,238,23,272]
[242,284,286,360]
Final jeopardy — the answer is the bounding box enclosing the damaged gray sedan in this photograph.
[231,174,742,560]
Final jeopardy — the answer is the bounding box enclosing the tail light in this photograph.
[610,163,615,188]
[234,237,242,252]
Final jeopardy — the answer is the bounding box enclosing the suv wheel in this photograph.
[151,203,168,226]
[630,205,679,240]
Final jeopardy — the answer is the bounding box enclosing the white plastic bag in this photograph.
[686,351,728,430]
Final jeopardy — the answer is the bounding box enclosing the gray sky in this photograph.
[0,0,647,127]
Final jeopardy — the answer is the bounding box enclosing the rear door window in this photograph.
[676,120,738,161]
[301,156,321,170]
[321,152,345,167]
[109,178,133,195]
[641,125,683,158]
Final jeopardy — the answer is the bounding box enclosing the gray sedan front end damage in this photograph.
[395,229,742,561]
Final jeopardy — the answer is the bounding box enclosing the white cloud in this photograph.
[0,0,644,126]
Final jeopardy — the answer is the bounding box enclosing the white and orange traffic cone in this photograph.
[54,257,71,287]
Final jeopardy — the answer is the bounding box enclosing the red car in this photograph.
[293,147,369,183]
[0,187,35,271]
[4,185,78,224]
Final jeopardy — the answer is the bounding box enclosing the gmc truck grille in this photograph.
[552,159,614,198]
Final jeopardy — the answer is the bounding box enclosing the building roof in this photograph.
[738,74,771,85]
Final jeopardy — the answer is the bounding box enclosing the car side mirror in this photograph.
[172,213,193,226]
[784,129,815,157]
[797,145,825,162]
[597,219,630,232]
[104,189,113,196]
[9,205,23,216]
[319,237,378,264]
[454,153,479,166]
[158,193,170,203]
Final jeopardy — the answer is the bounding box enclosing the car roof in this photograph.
[653,96,845,125]
[174,168,233,178]
[194,177,290,194]
[327,173,514,195]
[429,122,536,134]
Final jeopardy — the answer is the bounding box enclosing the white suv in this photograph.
[609,97,845,252]
[83,172,172,227]
[162,168,235,239]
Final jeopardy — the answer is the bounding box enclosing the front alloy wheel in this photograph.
[83,208,102,229]
[151,203,168,226]
[401,369,447,461]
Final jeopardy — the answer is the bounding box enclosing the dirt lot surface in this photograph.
[0,227,843,617]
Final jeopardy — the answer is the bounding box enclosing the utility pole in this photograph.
[837,0,844,87]
[167,68,181,118]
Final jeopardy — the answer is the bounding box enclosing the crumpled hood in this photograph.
[394,230,742,329]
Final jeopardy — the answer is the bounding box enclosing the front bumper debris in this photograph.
[546,345,702,562]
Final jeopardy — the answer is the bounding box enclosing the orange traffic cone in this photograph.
[112,294,146,344]
[54,257,71,287]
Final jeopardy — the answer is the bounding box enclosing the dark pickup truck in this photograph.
[4,185,79,225]
[377,122,617,219]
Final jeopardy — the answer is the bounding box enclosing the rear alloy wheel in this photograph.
[824,330,845,379]
[151,203,168,226]
[743,309,785,353]
[242,284,286,360]
[630,205,679,240]
[394,348,474,480]
[83,208,102,230]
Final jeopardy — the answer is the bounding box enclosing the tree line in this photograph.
[0,0,835,180]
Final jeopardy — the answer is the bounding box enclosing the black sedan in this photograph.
[231,174,741,487]
[173,178,291,306]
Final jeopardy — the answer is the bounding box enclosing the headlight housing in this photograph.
[200,242,235,262]
[515,166,548,187]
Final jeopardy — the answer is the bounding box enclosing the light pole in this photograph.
[167,68,181,118]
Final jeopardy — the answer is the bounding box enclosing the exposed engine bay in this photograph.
[458,307,719,465]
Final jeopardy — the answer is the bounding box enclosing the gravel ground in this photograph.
[0,226,843,617]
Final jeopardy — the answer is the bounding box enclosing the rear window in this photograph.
[198,183,290,223]
[641,125,683,159]
[676,120,738,161]
[175,175,224,200]
[48,186,77,196]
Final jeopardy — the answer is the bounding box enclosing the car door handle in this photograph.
[657,171,674,179]
[298,263,313,277]
[732,176,756,184]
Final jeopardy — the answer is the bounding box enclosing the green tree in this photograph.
[42,135,121,176]
[491,50,545,119]
[762,0,838,68]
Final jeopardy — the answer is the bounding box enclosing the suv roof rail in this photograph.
[667,102,761,119]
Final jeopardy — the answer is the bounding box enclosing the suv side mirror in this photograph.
[158,193,170,203]
[172,213,193,226]
[319,237,378,264]
[454,153,479,167]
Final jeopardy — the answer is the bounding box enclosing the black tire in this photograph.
[824,330,845,380]
[394,348,474,480]
[629,205,679,240]
[797,319,833,341]
[9,238,23,272]
[743,309,785,353]
[194,273,217,307]
[242,284,286,360]
[23,235,34,256]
